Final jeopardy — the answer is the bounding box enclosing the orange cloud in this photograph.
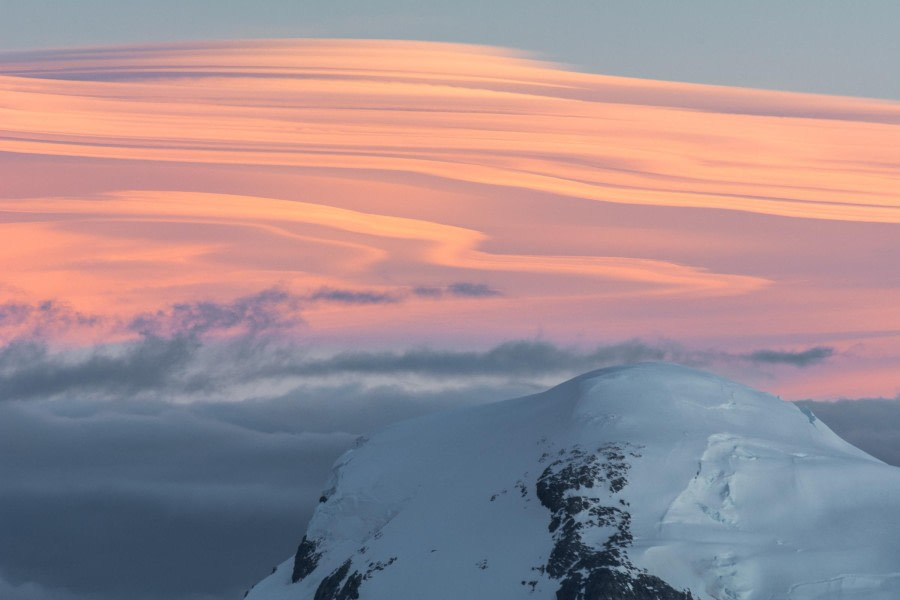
[0,190,764,318]
[1,40,899,399]
[1,40,898,223]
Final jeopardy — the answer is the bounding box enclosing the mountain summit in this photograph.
[246,363,900,599]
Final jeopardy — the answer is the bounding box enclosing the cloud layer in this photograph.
[1,39,899,399]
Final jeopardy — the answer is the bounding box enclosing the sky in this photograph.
[2,38,899,399]
[2,0,900,99]
[1,3,899,600]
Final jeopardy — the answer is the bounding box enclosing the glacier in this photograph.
[246,363,900,599]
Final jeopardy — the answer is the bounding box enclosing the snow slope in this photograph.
[246,363,900,599]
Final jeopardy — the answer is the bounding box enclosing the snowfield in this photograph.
[246,363,900,599]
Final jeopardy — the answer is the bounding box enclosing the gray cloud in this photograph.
[265,339,669,380]
[0,303,30,327]
[128,288,304,337]
[0,300,102,339]
[0,336,204,401]
[412,282,502,299]
[0,396,357,600]
[411,286,444,298]
[307,287,400,305]
[2,284,503,343]
[445,282,502,297]
[742,346,834,367]
[0,337,682,405]
[0,571,85,600]
[0,334,839,405]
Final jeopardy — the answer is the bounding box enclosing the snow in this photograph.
[245,363,900,599]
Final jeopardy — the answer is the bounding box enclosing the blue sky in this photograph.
[1,0,899,99]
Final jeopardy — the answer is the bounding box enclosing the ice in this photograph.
[246,363,900,600]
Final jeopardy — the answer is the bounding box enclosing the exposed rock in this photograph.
[536,445,694,600]
[291,536,322,583]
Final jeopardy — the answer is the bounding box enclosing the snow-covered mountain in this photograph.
[246,363,900,599]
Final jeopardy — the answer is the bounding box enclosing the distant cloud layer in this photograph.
[0,330,891,600]
[0,324,838,405]
[0,393,357,600]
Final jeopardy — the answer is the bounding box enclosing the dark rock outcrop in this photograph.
[291,537,322,583]
[536,444,694,600]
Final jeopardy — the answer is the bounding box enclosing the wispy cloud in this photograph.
[275,339,666,379]
[741,346,834,367]
[413,282,503,299]
[2,40,898,227]
[0,300,103,340]
[128,288,304,338]
[307,287,401,305]
[0,336,204,401]
[0,329,836,404]
[0,283,507,344]
[11,38,883,340]
[446,282,502,298]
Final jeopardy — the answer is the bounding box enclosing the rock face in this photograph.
[246,364,900,600]
[534,444,693,600]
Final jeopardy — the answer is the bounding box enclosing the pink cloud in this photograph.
[1,40,898,397]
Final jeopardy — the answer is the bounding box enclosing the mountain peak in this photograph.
[247,364,900,600]
[538,363,845,458]
[565,361,778,410]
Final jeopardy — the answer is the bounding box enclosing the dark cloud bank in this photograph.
[0,301,893,600]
